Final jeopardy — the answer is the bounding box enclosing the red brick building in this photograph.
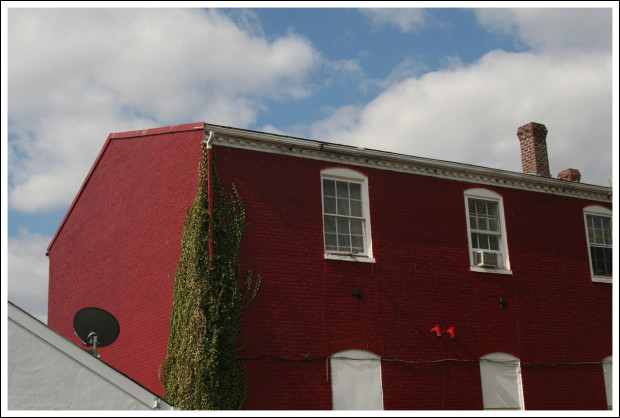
[47,121,612,410]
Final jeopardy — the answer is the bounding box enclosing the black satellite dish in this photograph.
[73,307,120,359]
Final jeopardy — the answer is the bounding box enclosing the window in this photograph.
[464,188,510,273]
[583,206,612,283]
[321,168,374,262]
[479,352,524,410]
[330,350,384,410]
[602,356,612,410]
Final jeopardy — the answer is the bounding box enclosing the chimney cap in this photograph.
[517,122,548,138]
[557,168,581,182]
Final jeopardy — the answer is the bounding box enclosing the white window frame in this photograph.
[321,168,374,263]
[479,352,524,410]
[464,188,511,274]
[583,205,612,283]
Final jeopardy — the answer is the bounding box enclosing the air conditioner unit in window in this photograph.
[475,251,498,268]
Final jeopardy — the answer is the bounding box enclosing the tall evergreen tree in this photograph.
[160,144,260,409]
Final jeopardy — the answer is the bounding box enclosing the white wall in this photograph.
[7,302,172,410]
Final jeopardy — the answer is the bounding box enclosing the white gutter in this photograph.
[203,129,214,149]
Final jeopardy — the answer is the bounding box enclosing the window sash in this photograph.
[590,246,612,277]
[586,214,612,278]
[586,215,612,245]
[471,233,501,251]
[324,215,365,254]
[469,199,500,233]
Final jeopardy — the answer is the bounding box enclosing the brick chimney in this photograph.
[517,122,551,177]
[557,168,581,182]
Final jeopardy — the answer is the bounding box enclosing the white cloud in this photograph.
[330,59,363,74]
[309,49,612,186]
[8,228,51,324]
[359,8,427,33]
[476,8,612,53]
[8,8,321,212]
[303,8,614,187]
[310,105,362,141]
[361,56,429,93]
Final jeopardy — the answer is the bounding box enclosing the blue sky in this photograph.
[3,4,618,323]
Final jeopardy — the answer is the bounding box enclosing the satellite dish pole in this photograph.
[73,307,120,360]
[87,331,101,358]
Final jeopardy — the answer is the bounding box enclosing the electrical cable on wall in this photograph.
[241,354,606,368]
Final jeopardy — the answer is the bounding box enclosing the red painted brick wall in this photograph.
[48,129,612,410]
[48,128,204,395]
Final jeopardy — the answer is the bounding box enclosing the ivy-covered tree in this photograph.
[160,144,260,410]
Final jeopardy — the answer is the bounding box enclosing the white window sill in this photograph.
[325,253,376,263]
[591,276,612,284]
[470,266,513,275]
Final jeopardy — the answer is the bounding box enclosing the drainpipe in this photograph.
[203,130,215,266]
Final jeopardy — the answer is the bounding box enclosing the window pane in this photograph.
[601,216,611,230]
[350,183,362,200]
[325,233,338,251]
[337,198,350,216]
[591,247,602,274]
[351,235,364,252]
[478,234,490,250]
[337,217,350,234]
[603,228,612,246]
[323,179,336,197]
[601,217,612,245]
[477,201,487,215]
[587,215,596,238]
[470,216,478,230]
[350,200,362,217]
[324,196,336,214]
[604,259,612,277]
[588,225,596,243]
[468,199,476,214]
[471,233,479,248]
[338,234,351,250]
[594,226,605,244]
[479,218,488,231]
[489,236,499,251]
[489,218,498,232]
[324,215,337,233]
[594,216,603,230]
[488,203,498,217]
[592,249,604,276]
[336,181,349,198]
[350,219,363,235]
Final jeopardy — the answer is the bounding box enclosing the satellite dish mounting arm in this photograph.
[87,331,101,358]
